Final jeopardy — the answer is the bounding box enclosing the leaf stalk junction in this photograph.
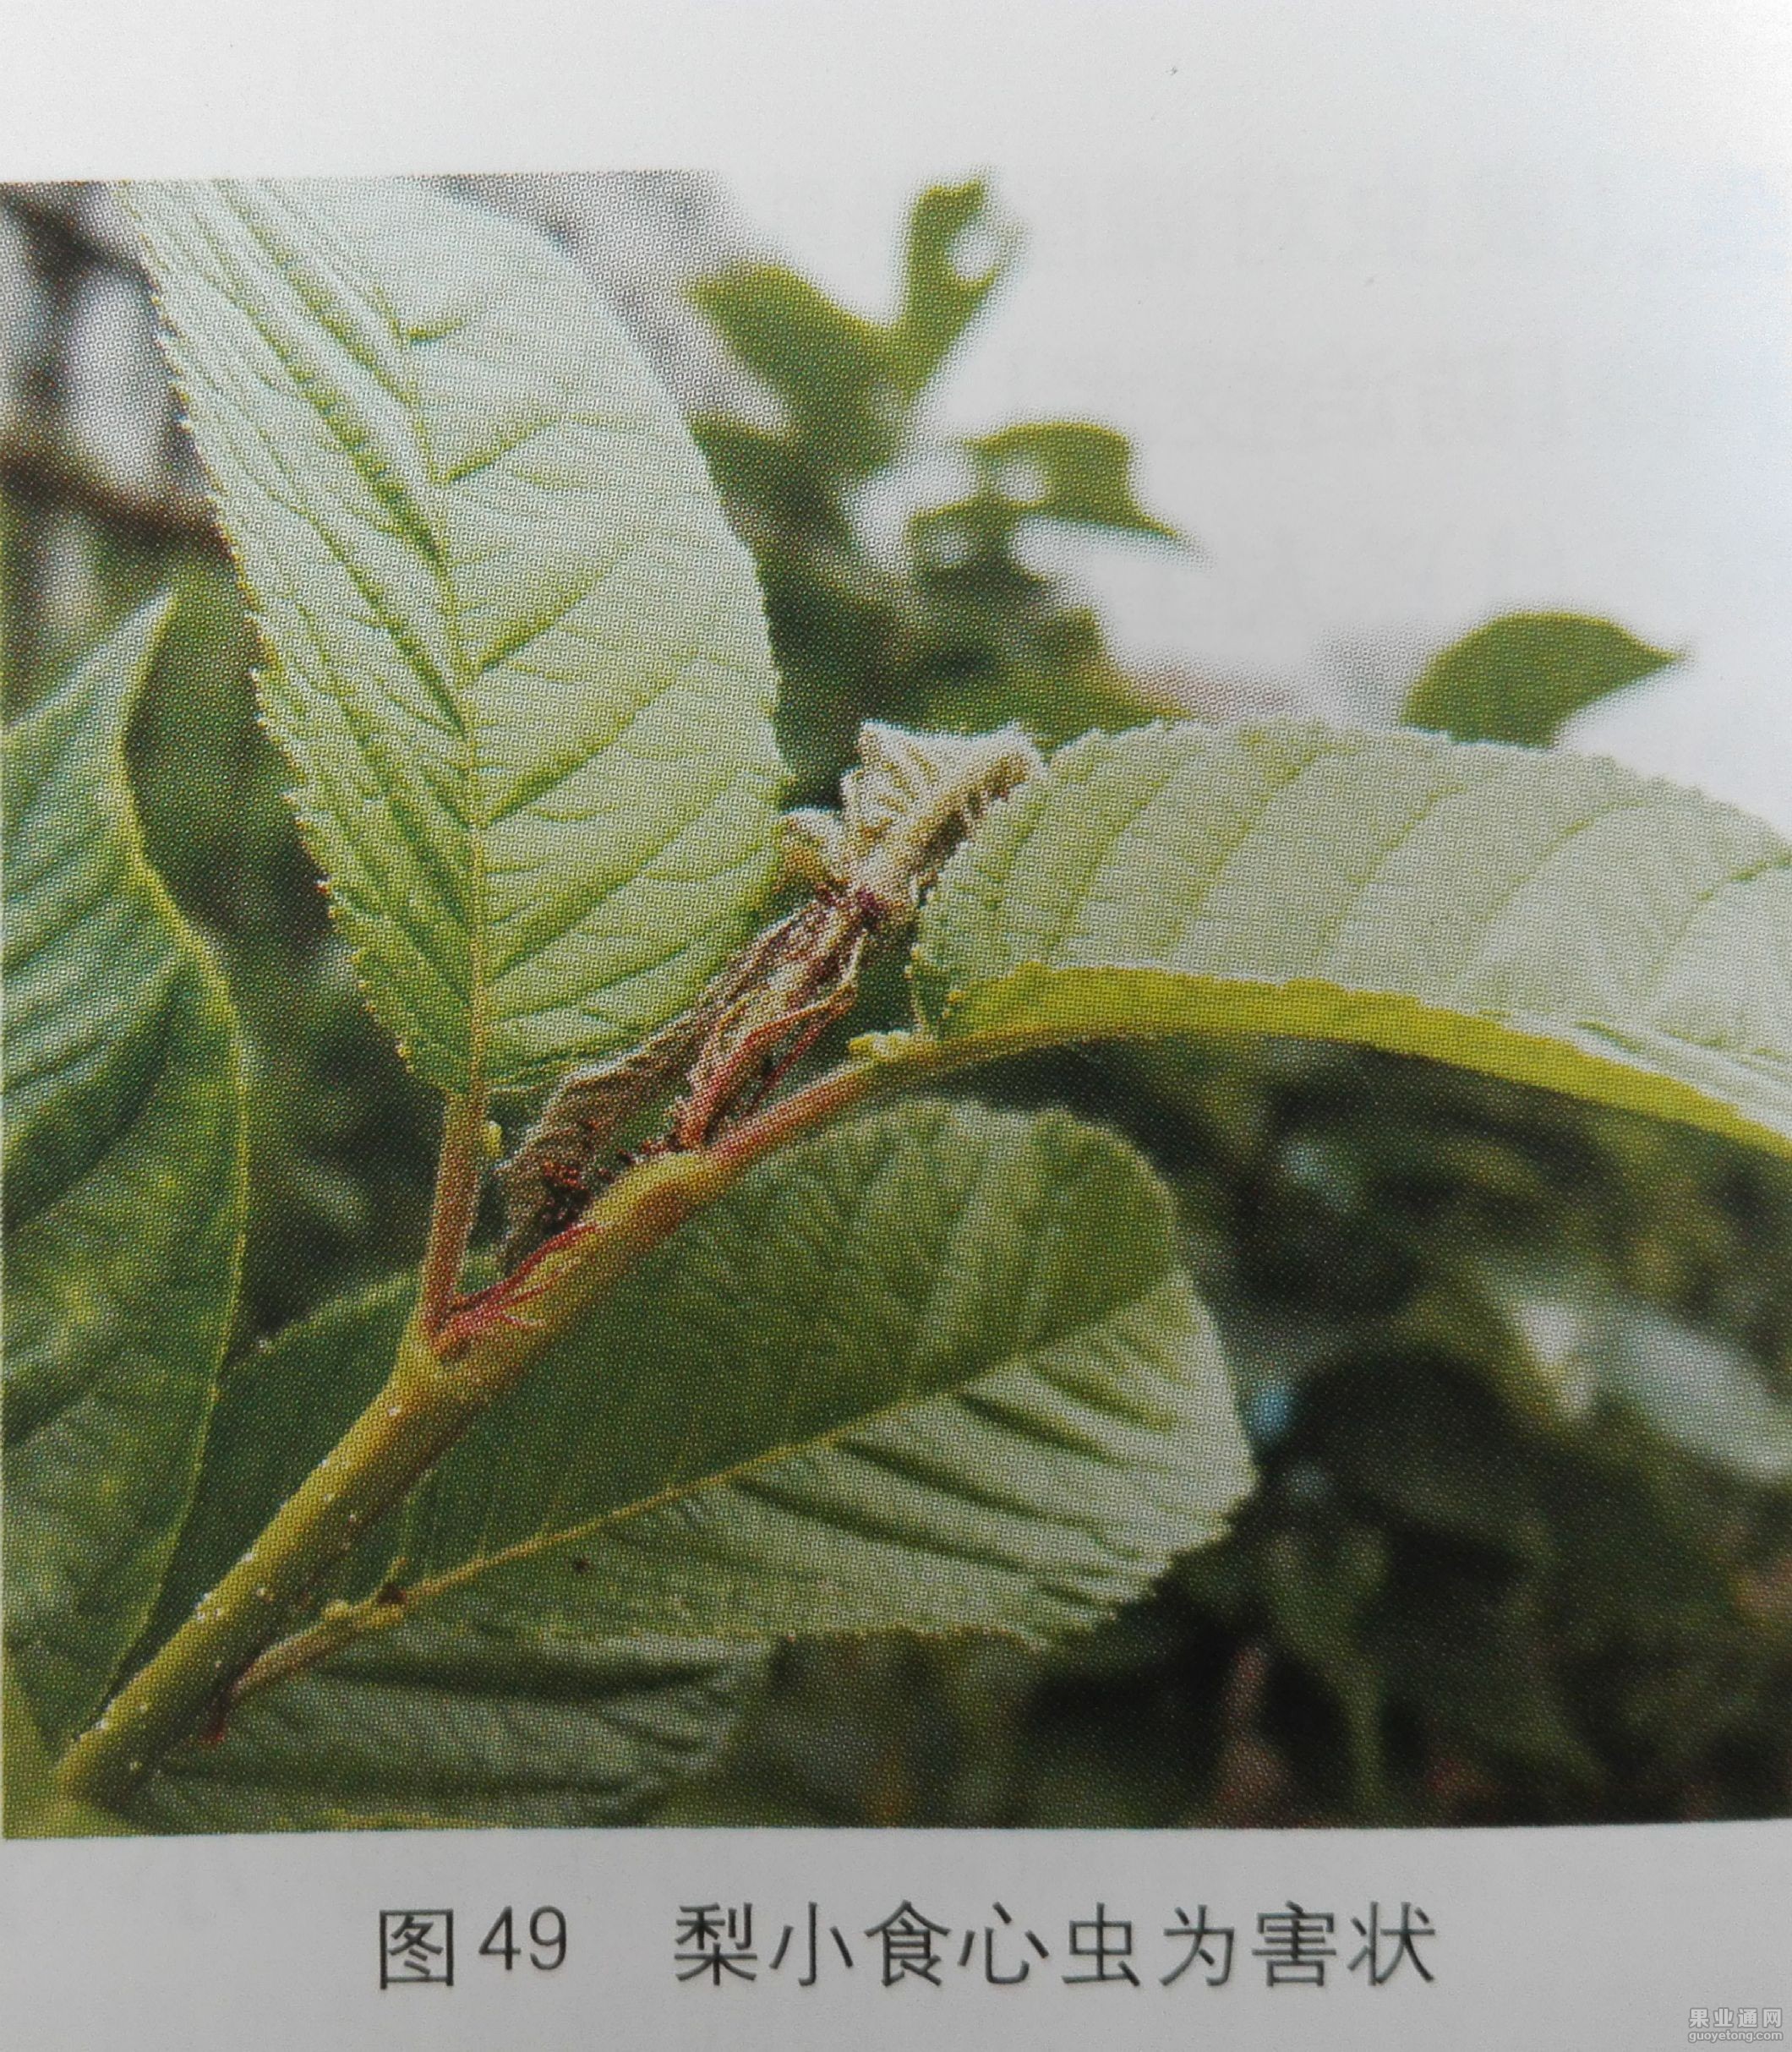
[56,724,1039,1811]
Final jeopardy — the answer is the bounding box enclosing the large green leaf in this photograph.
[910,723,1792,1159]
[127,178,784,1097]
[396,1100,1253,1645]
[1401,611,1678,746]
[3,603,246,1751]
[126,1102,1250,1825]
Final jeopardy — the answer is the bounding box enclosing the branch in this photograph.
[55,743,1023,1806]
[0,440,224,557]
[2,187,145,282]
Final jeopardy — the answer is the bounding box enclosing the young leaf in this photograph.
[3,603,246,1750]
[395,1100,1254,1646]
[127,179,785,1097]
[692,180,1013,487]
[910,422,1177,581]
[690,264,902,483]
[911,723,1792,1159]
[1401,612,1679,746]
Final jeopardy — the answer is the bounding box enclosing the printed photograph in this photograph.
[6,169,1792,1839]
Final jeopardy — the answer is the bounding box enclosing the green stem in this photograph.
[55,1053,910,1811]
[55,1318,485,1810]
[416,1091,485,1335]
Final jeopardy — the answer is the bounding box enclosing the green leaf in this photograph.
[130,1629,760,1832]
[3,1677,128,1838]
[888,180,1014,398]
[1257,1521,1395,1815]
[970,423,1177,541]
[129,1102,1249,1824]
[1279,1345,1758,1789]
[1401,612,1679,746]
[911,722,1792,1160]
[129,1277,762,1831]
[127,178,785,1097]
[1370,1561,1603,1784]
[691,263,902,482]
[910,421,1177,581]
[397,1099,1254,1645]
[693,180,1013,483]
[3,603,246,1749]
[142,1278,418,1646]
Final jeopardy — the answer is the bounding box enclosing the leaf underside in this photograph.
[133,1627,762,1833]
[3,1677,128,1838]
[133,1277,765,1831]
[135,1101,1251,1829]
[913,722,1792,1160]
[3,603,246,1755]
[403,1100,1254,1646]
[127,177,785,1096]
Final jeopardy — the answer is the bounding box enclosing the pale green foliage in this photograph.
[128,180,785,1096]
[913,722,1792,1157]
[3,605,246,1749]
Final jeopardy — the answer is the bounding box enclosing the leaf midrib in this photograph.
[931,963,1792,1158]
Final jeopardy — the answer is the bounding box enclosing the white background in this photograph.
[4,2,1792,814]
[2,1820,1788,2049]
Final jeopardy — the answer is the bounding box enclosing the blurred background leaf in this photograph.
[1401,610,1680,746]
[689,177,1183,795]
